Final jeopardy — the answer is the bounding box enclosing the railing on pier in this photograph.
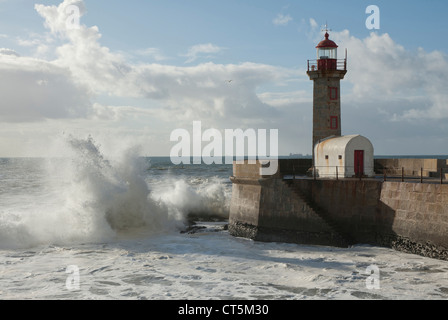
[282,164,447,185]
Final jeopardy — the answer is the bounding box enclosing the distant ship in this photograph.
[287,153,312,159]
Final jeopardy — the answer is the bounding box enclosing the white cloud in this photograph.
[273,14,292,26]
[332,30,448,121]
[0,54,91,122]
[31,1,287,124]
[0,0,295,156]
[15,33,56,58]
[182,43,225,63]
[34,0,87,37]
[305,18,323,43]
[0,48,20,57]
[135,48,168,62]
[309,18,318,29]
[258,90,310,107]
[1,0,447,157]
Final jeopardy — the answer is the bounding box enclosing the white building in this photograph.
[314,135,374,178]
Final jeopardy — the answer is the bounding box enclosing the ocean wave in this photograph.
[0,135,231,249]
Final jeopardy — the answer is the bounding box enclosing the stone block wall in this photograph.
[374,158,448,177]
[229,175,348,247]
[229,160,448,260]
[290,179,448,260]
[293,179,384,244]
[379,182,448,258]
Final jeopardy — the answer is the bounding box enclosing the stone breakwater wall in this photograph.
[375,158,448,178]
[229,160,448,260]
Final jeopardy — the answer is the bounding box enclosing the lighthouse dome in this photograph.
[316,32,338,48]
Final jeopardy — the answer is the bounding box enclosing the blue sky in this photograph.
[0,0,448,157]
[4,1,447,64]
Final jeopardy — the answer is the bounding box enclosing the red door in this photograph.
[354,150,364,177]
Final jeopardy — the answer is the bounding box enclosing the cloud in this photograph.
[0,48,20,57]
[34,0,87,37]
[0,54,91,122]
[332,30,448,121]
[273,14,292,26]
[182,43,225,63]
[2,0,447,156]
[135,48,168,62]
[0,1,94,123]
[16,33,56,58]
[309,18,318,29]
[0,0,294,136]
[31,1,290,126]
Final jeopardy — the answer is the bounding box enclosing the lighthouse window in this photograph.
[329,87,338,100]
[330,116,338,130]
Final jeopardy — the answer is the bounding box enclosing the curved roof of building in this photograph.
[316,32,338,48]
[315,135,374,154]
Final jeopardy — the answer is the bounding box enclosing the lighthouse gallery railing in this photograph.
[307,59,347,72]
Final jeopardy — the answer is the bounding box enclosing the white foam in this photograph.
[1,224,448,300]
[0,136,183,249]
[0,135,231,249]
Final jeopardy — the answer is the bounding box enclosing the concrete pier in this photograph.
[229,159,448,261]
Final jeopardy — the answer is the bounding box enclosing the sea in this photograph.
[1,136,448,301]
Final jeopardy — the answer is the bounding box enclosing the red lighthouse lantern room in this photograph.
[307,27,347,72]
[316,32,338,70]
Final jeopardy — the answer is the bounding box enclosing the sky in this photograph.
[0,0,448,157]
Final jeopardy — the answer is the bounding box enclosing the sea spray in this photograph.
[65,136,166,231]
[149,178,230,222]
[0,135,231,249]
[56,135,193,236]
[0,136,185,249]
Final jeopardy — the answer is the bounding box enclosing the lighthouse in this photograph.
[307,30,347,152]
[307,29,374,178]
